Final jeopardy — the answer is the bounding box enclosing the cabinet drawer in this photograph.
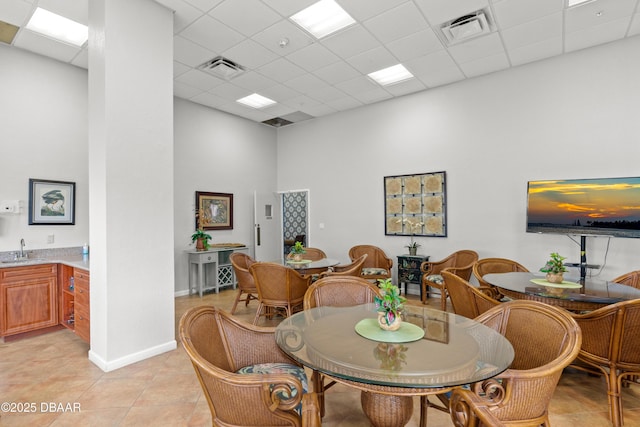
[74,269,90,282]
[75,307,90,343]
[1,264,57,281]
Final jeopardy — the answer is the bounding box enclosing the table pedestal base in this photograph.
[361,391,413,427]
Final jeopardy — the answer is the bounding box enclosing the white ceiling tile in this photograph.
[324,96,363,111]
[386,28,443,62]
[457,51,510,77]
[260,84,302,101]
[405,50,465,87]
[565,0,637,34]
[313,61,361,85]
[339,0,408,22]
[252,19,314,56]
[285,43,340,72]
[261,103,296,118]
[383,78,427,96]
[230,71,277,91]
[492,0,563,30]
[352,87,393,104]
[320,24,379,59]
[256,57,306,82]
[13,30,81,63]
[413,0,489,26]
[174,60,192,77]
[306,85,348,102]
[175,68,225,90]
[190,91,227,108]
[260,0,317,17]
[363,2,429,44]
[346,46,397,74]
[508,36,562,66]
[222,38,279,69]
[0,0,34,26]
[565,16,632,53]
[157,0,204,32]
[280,94,321,111]
[210,0,281,37]
[284,73,331,93]
[216,101,273,121]
[299,103,337,117]
[182,0,223,13]
[334,75,379,96]
[500,12,562,51]
[174,80,204,98]
[179,14,245,53]
[173,35,217,67]
[208,82,252,100]
[447,32,504,63]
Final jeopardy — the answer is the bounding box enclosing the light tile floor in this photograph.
[1,289,639,426]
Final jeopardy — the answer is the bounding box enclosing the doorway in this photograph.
[281,190,309,258]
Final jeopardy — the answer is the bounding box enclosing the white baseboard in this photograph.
[88,340,177,372]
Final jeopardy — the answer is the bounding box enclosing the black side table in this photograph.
[397,254,429,300]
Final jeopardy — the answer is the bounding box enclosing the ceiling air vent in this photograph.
[198,56,245,80]
[439,10,494,45]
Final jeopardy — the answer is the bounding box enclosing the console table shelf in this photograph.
[188,246,248,297]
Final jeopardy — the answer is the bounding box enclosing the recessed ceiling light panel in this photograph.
[237,93,277,109]
[290,0,355,39]
[567,0,596,7]
[26,7,88,47]
[368,64,414,86]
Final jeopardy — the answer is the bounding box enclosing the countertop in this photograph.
[0,254,90,271]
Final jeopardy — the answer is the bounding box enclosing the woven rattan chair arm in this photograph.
[450,387,507,427]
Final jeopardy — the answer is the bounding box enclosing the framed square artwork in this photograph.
[195,191,233,230]
[28,178,76,225]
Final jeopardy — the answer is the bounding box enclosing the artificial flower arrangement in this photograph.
[374,278,406,328]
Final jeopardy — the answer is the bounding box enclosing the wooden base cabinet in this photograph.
[0,264,58,337]
[58,266,90,343]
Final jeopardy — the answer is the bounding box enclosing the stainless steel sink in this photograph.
[1,258,46,264]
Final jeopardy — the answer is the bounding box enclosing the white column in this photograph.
[88,0,175,371]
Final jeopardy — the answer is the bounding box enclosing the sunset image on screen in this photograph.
[526,177,640,238]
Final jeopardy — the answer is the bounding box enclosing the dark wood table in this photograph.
[483,272,640,311]
[275,304,514,427]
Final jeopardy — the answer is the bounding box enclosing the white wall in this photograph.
[0,45,88,251]
[277,36,640,284]
[173,98,278,294]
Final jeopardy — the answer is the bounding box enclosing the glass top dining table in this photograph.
[281,257,340,275]
[483,272,640,311]
[275,303,514,389]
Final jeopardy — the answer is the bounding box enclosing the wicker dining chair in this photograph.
[442,270,501,320]
[472,257,530,300]
[303,276,381,416]
[179,305,321,427]
[420,250,479,309]
[348,245,393,281]
[250,262,312,325]
[570,299,640,427]
[318,254,367,278]
[229,252,258,314]
[449,300,582,427]
[612,270,640,289]
[296,247,326,261]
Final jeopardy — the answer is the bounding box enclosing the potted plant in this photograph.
[405,241,420,256]
[191,229,212,251]
[540,252,568,283]
[288,241,306,261]
[374,278,406,331]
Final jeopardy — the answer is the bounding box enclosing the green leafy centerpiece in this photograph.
[374,279,406,331]
[540,252,568,284]
[288,241,306,262]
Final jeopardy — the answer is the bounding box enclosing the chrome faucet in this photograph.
[19,238,25,259]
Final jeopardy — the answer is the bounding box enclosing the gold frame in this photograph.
[384,171,447,237]
[195,191,233,230]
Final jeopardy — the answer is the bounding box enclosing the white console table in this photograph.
[187,246,248,297]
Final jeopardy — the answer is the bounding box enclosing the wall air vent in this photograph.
[262,111,314,127]
[439,9,495,46]
[198,56,245,80]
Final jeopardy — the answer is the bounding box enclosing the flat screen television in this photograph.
[526,176,640,239]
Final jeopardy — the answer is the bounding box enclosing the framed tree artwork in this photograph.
[195,191,233,230]
[384,171,447,237]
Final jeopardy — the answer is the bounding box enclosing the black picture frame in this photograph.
[195,191,233,230]
[28,178,76,225]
